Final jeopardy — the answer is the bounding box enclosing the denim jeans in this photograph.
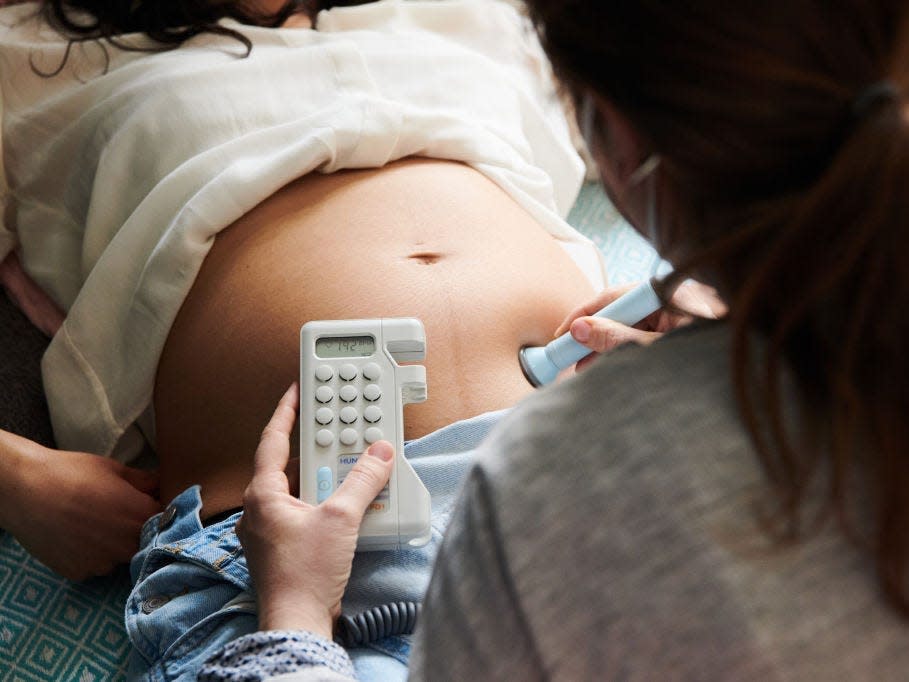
[125,409,507,681]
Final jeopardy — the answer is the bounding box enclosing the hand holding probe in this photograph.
[518,277,664,387]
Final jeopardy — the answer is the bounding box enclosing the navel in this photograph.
[407,252,444,265]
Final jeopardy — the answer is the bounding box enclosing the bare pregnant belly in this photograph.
[154,158,596,516]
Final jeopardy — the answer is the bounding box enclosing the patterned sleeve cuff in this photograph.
[198,630,356,682]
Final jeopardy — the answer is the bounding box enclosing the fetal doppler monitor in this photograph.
[299,318,431,551]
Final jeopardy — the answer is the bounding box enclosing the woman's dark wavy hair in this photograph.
[36,0,371,74]
[525,0,909,617]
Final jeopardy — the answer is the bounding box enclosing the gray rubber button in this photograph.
[362,362,382,381]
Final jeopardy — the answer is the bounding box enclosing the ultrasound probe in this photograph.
[519,278,664,387]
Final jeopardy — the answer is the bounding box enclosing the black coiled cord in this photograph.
[335,601,421,647]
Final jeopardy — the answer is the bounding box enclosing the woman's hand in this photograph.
[236,383,395,639]
[0,429,161,581]
[554,280,726,370]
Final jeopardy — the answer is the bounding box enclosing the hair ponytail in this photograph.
[728,80,909,612]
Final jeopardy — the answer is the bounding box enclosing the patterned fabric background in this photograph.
[0,183,659,680]
[0,538,131,681]
[569,183,671,283]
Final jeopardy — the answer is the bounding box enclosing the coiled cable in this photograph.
[335,601,421,647]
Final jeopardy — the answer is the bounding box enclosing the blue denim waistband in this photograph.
[134,485,246,587]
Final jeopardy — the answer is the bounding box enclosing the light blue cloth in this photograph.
[124,409,508,681]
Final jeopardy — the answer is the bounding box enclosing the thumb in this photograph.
[328,441,395,516]
[571,316,661,354]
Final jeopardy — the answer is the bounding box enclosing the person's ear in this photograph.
[586,95,647,194]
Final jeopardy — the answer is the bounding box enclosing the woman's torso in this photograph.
[154,159,596,517]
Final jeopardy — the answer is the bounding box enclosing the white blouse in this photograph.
[0,0,602,459]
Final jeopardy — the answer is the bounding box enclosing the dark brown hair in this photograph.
[526,0,909,615]
[35,0,372,73]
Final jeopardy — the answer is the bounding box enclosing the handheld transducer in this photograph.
[519,278,664,387]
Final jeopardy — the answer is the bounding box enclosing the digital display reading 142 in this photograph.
[315,335,376,358]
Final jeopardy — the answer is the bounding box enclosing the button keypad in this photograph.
[340,428,358,446]
[316,429,334,447]
[311,362,386,453]
[315,364,334,382]
[362,362,382,381]
[363,384,381,401]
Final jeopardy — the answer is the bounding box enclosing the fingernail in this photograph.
[367,441,394,461]
[571,319,591,343]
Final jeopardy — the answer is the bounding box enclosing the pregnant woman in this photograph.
[0,0,609,677]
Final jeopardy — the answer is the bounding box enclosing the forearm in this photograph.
[0,428,38,529]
